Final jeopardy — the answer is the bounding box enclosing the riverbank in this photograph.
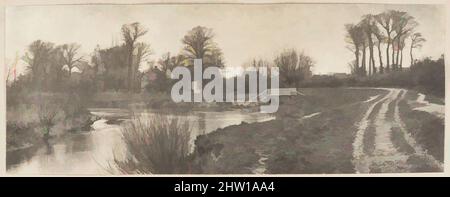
[6,101,98,169]
[90,91,259,113]
[7,87,444,174]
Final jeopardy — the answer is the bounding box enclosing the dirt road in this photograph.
[352,88,443,173]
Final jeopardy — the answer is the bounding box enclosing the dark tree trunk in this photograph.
[377,41,384,73]
[391,37,396,70]
[400,49,403,70]
[395,40,400,68]
[410,44,414,67]
[68,65,72,78]
[362,44,367,76]
[127,50,133,92]
[386,36,391,72]
[368,34,375,75]
[355,46,360,73]
[368,54,372,76]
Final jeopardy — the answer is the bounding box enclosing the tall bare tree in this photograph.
[133,42,151,91]
[409,32,426,66]
[274,49,314,87]
[122,22,148,92]
[372,24,385,73]
[345,24,365,76]
[360,14,377,75]
[182,26,224,68]
[375,10,395,72]
[391,11,417,70]
[397,34,409,69]
[182,26,215,59]
[361,34,368,76]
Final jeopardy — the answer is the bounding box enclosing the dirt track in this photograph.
[352,88,443,173]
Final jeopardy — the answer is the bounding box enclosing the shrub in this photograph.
[113,115,192,174]
[410,56,445,97]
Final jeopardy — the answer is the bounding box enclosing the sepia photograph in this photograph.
[3,1,447,175]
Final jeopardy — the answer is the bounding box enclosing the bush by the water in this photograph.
[113,115,192,174]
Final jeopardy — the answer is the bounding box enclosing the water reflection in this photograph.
[7,108,274,175]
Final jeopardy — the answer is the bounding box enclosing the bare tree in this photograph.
[360,14,377,75]
[361,34,368,76]
[60,43,83,77]
[372,24,385,73]
[391,11,417,70]
[133,42,151,92]
[182,26,224,68]
[345,24,365,76]
[409,32,426,66]
[274,49,314,87]
[397,34,409,69]
[158,52,185,74]
[375,11,395,72]
[182,26,215,59]
[122,22,148,92]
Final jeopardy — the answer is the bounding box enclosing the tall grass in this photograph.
[113,115,192,174]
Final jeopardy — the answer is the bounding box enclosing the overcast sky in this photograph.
[5,3,446,75]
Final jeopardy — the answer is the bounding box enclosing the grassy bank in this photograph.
[7,92,96,153]
[91,91,243,112]
[190,88,384,174]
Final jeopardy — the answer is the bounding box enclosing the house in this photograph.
[333,73,350,79]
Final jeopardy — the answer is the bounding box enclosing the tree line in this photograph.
[12,23,225,94]
[345,10,426,76]
[12,22,315,94]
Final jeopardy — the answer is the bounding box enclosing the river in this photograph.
[7,108,274,175]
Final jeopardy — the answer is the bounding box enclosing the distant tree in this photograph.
[97,45,128,90]
[48,46,66,90]
[345,24,365,76]
[274,49,314,87]
[372,23,386,73]
[375,11,395,72]
[90,45,104,89]
[397,34,409,68]
[409,32,426,66]
[122,22,148,92]
[249,58,274,92]
[60,43,83,77]
[360,14,377,75]
[158,52,185,75]
[246,58,272,70]
[133,42,151,92]
[22,40,55,88]
[182,26,224,68]
[348,60,359,75]
[391,11,417,70]
[204,47,225,68]
[145,52,185,93]
[360,31,368,76]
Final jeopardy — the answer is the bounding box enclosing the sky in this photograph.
[5,3,446,76]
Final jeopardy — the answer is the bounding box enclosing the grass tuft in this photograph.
[113,115,192,174]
